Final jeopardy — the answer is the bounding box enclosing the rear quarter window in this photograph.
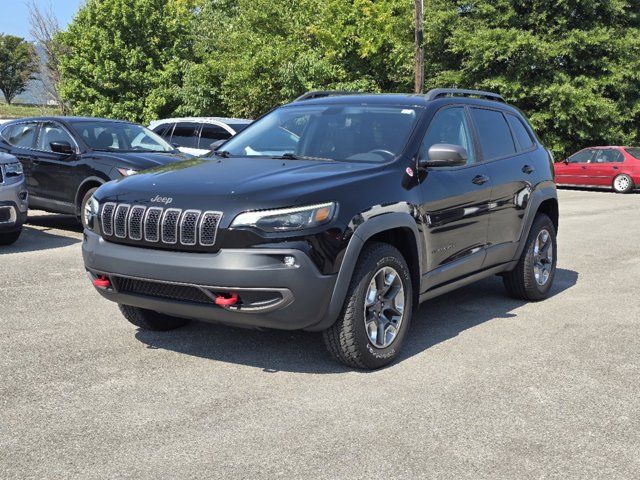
[506,114,535,151]
[470,108,516,161]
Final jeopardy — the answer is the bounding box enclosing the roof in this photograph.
[149,117,252,126]
[2,116,135,124]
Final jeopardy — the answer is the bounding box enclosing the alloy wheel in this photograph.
[364,266,405,348]
[533,229,554,286]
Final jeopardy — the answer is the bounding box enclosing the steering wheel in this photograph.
[368,149,395,161]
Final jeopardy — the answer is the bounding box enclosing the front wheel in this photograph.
[503,213,557,301]
[323,242,413,369]
[79,187,98,228]
[119,304,190,331]
[613,174,634,194]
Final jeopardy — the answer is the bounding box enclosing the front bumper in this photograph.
[0,178,28,233]
[82,230,337,330]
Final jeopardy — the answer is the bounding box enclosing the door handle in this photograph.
[613,166,619,170]
[472,174,489,185]
[522,165,534,175]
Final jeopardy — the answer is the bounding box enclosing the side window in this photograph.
[5,123,38,149]
[567,150,593,163]
[470,108,516,160]
[592,148,622,164]
[421,107,475,164]
[37,122,75,152]
[151,123,171,138]
[170,123,200,148]
[506,114,534,151]
[200,125,231,148]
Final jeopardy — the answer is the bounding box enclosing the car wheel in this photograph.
[118,304,190,331]
[503,213,557,301]
[612,174,634,194]
[323,242,413,369]
[0,228,22,246]
[79,187,98,227]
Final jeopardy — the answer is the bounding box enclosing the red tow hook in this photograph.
[215,293,239,307]
[93,275,111,289]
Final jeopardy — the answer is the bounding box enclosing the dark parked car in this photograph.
[83,89,559,369]
[0,117,189,224]
[0,152,28,245]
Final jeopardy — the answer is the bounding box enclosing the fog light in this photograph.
[283,256,296,267]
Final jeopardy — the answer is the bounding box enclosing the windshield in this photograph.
[69,121,175,153]
[221,105,420,162]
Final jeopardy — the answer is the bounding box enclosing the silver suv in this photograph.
[0,153,28,245]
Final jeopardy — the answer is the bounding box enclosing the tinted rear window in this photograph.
[470,108,516,160]
[625,148,640,160]
[506,114,534,151]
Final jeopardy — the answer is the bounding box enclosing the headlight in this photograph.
[231,202,337,232]
[84,195,99,230]
[4,162,23,177]
[117,167,138,176]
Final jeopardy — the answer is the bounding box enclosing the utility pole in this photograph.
[414,0,424,94]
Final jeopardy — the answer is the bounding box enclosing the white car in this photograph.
[148,117,252,156]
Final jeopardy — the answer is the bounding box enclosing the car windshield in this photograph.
[69,121,174,153]
[624,148,640,160]
[220,105,420,162]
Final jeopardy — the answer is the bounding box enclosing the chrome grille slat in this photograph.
[101,202,116,236]
[200,211,223,246]
[180,210,201,246]
[161,208,182,244]
[128,206,146,241]
[144,207,162,242]
[101,203,221,249]
[114,204,130,238]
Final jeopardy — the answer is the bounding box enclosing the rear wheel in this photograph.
[323,242,413,369]
[0,228,22,246]
[613,174,634,193]
[503,213,557,301]
[119,304,190,331]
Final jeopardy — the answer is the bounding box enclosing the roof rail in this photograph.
[293,90,358,102]
[425,88,505,103]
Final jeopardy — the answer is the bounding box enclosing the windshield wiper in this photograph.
[273,153,334,162]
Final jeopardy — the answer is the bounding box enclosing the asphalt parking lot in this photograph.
[1,189,639,479]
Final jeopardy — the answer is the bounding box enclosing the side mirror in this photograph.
[50,141,74,155]
[420,144,468,168]
[209,140,226,151]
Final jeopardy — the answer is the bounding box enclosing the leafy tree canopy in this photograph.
[0,35,39,105]
[57,0,198,123]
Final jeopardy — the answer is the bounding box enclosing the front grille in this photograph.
[114,277,213,304]
[100,202,222,249]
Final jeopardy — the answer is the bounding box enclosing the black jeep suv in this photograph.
[82,89,558,369]
[0,117,188,224]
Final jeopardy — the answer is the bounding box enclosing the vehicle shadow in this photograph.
[135,268,579,374]
[0,213,82,255]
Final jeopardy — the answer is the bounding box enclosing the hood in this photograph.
[95,156,388,215]
[93,150,190,171]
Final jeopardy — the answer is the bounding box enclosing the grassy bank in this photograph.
[0,103,61,119]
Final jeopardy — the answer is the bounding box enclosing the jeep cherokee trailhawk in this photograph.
[82,89,559,369]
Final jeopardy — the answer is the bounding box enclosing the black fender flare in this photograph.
[512,182,558,261]
[308,212,422,331]
[74,176,107,212]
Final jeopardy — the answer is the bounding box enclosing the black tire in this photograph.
[118,304,190,331]
[323,242,413,369]
[0,228,22,246]
[612,174,634,194]
[79,187,98,227]
[503,213,557,301]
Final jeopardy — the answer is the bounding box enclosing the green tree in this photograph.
[57,0,198,123]
[423,0,640,158]
[0,35,39,105]
[179,0,414,118]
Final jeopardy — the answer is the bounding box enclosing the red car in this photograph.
[554,146,640,193]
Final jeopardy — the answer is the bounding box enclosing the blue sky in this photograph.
[0,0,84,40]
